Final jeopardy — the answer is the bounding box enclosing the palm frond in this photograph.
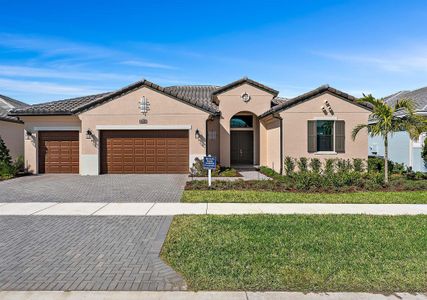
[351,124,369,141]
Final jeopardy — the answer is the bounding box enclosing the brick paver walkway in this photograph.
[0,216,186,291]
[0,174,187,202]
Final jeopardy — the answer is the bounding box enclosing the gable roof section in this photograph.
[212,77,279,97]
[383,86,427,112]
[10,80,221,116]
[259,85,372,118]
[0,94,27,123]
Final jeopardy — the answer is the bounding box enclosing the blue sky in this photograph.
[1,0,427,104]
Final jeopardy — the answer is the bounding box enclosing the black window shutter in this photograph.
[335,120,345,153]
[307,120,317,153]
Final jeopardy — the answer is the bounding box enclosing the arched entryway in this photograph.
[230,112,258,166]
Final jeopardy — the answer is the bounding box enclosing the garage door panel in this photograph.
[38,131,79,174]
[101,130,189,174]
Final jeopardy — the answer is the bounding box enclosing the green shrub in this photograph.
[324,159,335,174]
[368,157,397,174]
[13,155,25,174]
[336,159,352,172]
[0,135,12,166]
[0,161,15,179]
[309,158,322,174]
[297,157,308,172]
[217,168,239,177]
[353,159,364,172]
[284,157,295,176]
[368,172,385,185]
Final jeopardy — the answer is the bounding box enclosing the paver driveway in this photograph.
[0,174,187,202]
[0,216,186,291]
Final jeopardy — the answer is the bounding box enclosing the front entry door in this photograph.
[231,131,254,165]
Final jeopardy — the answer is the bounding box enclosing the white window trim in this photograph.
[96,125,192,130]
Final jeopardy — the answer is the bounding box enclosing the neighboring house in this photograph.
[9,78,371,175]
[0,94,27,161]
[368,87,427,172]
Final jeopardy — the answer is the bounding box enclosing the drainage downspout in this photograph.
[272,113,283,175]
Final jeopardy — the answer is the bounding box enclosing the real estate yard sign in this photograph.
[203,155,216,187]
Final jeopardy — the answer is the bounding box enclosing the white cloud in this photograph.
[0,77,108,98]
[312,49,427,73]
[120,60,177,70]
[0,65,138,81]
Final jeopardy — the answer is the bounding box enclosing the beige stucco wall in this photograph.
[79,86,210,174]
[19,116,81,174]
[207,116,220,160]
[0,120,24,161]
[217,83,275,166]
[280,92,370,162]
[260,116,281,172]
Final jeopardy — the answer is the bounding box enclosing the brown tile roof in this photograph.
[259,85,372,118]
[10,80,221,116]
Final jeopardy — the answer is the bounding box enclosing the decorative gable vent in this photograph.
[139,96,150,116]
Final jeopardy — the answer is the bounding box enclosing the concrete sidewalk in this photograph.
[0,291,426,300]
[1,202,427,215]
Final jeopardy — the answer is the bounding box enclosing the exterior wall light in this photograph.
[195,129,200,139]
[25,130,32,140]
[86,129,93,139]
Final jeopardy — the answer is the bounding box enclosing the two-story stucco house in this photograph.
[0,94,27,160]
[9,78,371,175]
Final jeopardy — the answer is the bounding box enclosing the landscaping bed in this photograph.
[185,176,427,193]
[182,190,427,203]
[161,215,427,292]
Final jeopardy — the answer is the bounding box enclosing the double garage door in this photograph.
[38,130,189,174]
[100,130,189,174]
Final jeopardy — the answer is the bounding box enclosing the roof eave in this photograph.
[212,77,279,97]
[8,111,74,117]
[259,86,372,119]
[0,116,23,124]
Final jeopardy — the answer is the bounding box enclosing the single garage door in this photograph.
[38,131,79,173]
[100,130,189,174]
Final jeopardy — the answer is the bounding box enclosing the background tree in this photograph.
[352,95,426,183]
[0,135,12,165]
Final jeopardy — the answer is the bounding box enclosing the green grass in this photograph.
[161,215,427,292]
[182,190,427,204]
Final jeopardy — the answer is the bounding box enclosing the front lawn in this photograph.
[182,190,427,204]
[161,215,427,292]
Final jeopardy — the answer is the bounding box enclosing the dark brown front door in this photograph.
[38,131,79,174]
[231,131,253,165]
[100,130,189,174]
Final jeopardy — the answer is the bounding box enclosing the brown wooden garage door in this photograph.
[100,130,189,174]
[38,131,79,174]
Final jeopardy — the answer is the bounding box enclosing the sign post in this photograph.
[203,155,216,187]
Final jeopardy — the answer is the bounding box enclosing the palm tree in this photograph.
[352,94,427,183]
